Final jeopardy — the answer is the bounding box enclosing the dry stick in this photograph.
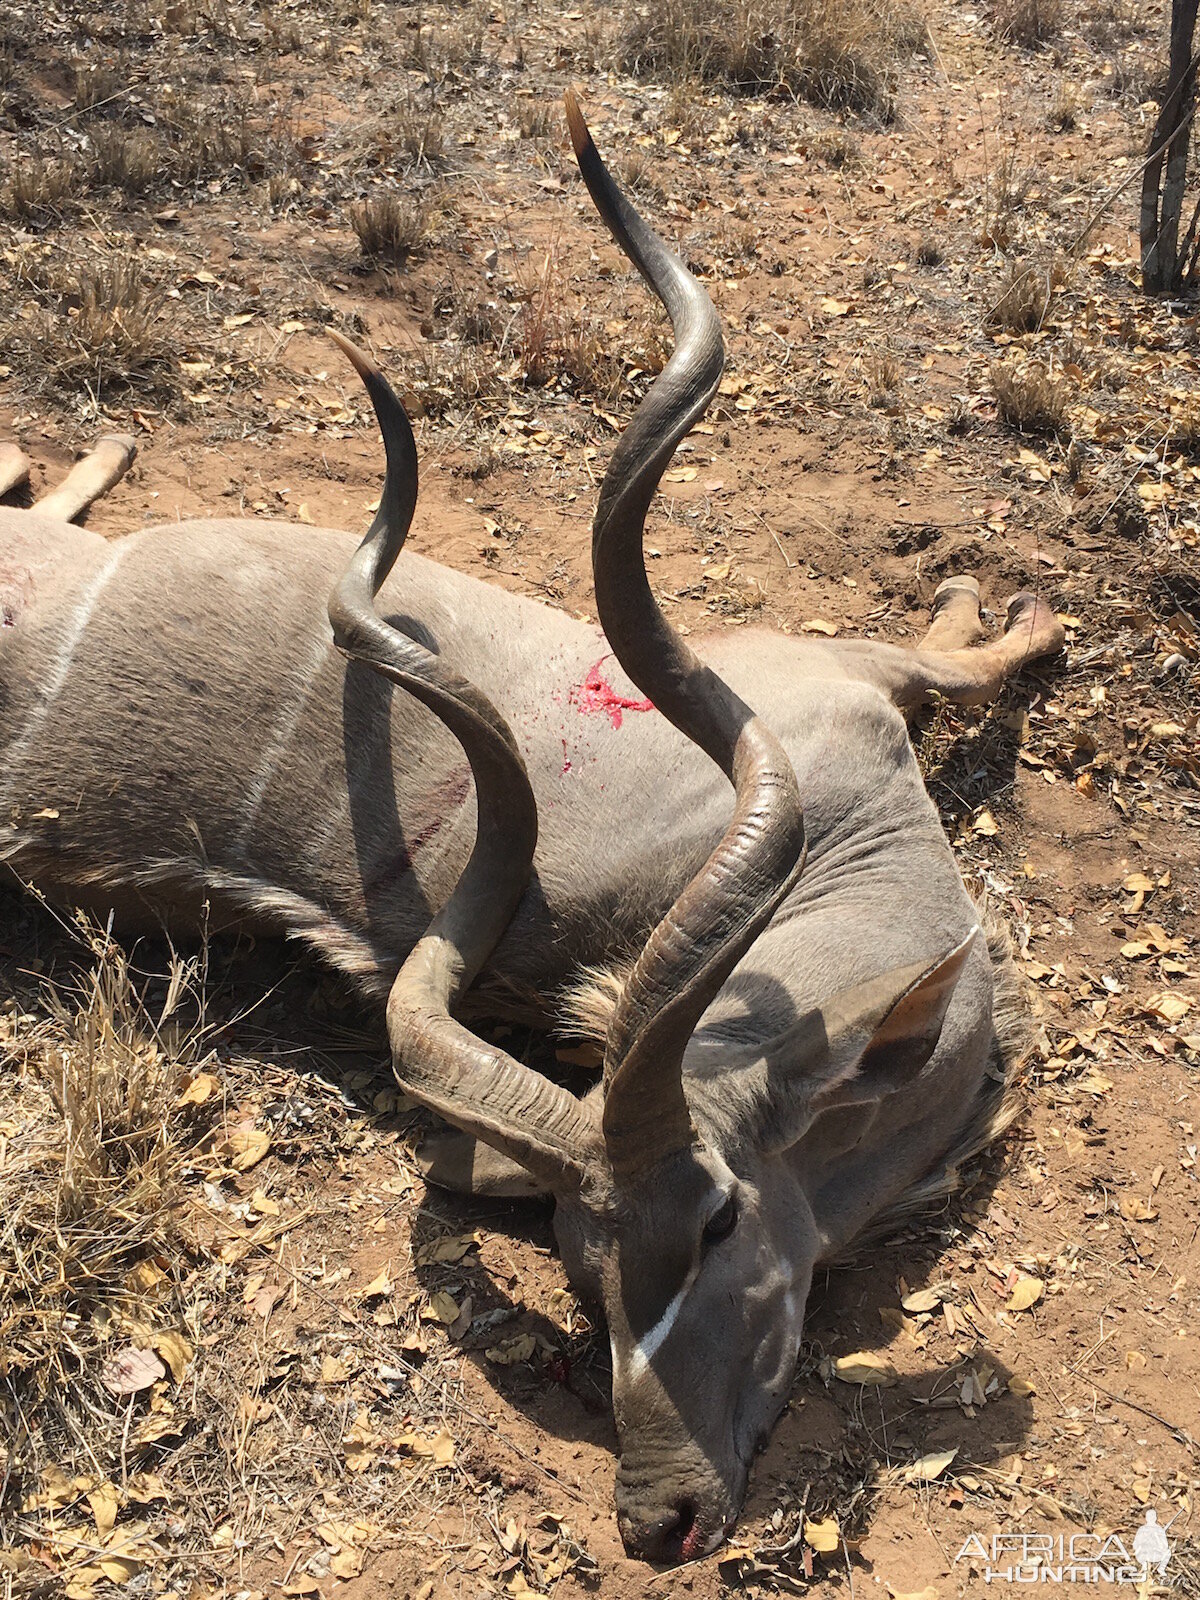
[978,58,1200,327]
[1083,1377,1198,1455]
[1064,47,1200,266]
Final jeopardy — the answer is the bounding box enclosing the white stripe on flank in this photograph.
[1,538,132,803]
[236,628,332,850]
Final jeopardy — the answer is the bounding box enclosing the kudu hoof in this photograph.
[0,443,32,500]
[932,575,980,605]
[1004,591,1066,656]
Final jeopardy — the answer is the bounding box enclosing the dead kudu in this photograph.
[0,95,1063,1562]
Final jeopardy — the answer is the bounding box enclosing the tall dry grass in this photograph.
[617,0,927,116]
[0,921,220,1540]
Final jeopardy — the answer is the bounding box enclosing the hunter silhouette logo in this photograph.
[1132,1511,1171,1577]
[955,1510,1177,1583]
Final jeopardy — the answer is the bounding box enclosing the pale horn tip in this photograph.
[563,86,591,162]
[326,326,380,386]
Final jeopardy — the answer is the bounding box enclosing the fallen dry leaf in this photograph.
[901,1287,944,1314]
[423,1290,460,1325]
[804,1516,840,1553]
[152,1329,193,1383]
[834,1351,897,1386]
[176,1070,219,1107]
[86,1482,120,1538]
[1006,1276,1044,1313]
[906,1448,957,1483]
[487,1333,537,1366]
[414,1231,480,1267]
[101,1346,165,1396]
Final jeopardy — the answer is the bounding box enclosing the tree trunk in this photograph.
[1140,0,1200,294]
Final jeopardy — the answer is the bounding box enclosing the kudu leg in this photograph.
[918,576,987,652]
[34,434,137,523]
[891,590,1064,714]
[0,443,32,499]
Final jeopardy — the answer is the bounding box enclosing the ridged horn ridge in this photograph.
[565,92,807,1177]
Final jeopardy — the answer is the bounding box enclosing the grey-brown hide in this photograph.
[0,111,1064,1566]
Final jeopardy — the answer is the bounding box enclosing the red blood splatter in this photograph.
[681,1519,708,1562]
[570,657,654,729]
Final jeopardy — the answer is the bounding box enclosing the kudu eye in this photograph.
[701,1193,738,1248]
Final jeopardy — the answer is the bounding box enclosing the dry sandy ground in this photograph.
[1,0,1198,1595]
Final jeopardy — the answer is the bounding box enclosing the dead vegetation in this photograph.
[986,257,1056,333]
[990,0,1063,45]
[349,193,434,264]
[991,355,1072,434]
[0,923,221,1569]
[617,0,926,115]
[0,156,76,224]
[87,125,162,196]
[3,249,178,400]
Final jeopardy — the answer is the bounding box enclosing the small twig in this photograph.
[1084,1378,1198,1456]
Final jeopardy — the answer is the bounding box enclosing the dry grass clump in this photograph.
[808,127,866,168]
[6,250,177,399]
[1166,395,1200,458]
[513,250,669,403]
[992,357,1072,435]
[617,0,925,116]
[391,99,446,165]
[0,927,218,1525]
[864,349,902,407]
[159,90,259,184]
[517,99,556,139]
[73,56,128,111]
[617,148,669,204]
[991,0,1062,45]
[986,259,1053,333]
[0,156,78,224]
[87,125,162,195]
[349,192,433,263]
[1048,82,1085,131]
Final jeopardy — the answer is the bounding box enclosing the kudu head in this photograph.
[326,96,977,1564]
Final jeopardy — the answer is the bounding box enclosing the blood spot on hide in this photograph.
[570,657,654,729]
[365,768,472,895]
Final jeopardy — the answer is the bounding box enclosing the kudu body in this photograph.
[0,99,1063,1562]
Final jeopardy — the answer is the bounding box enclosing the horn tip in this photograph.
[563,86,591,160]
[326,327,379,385]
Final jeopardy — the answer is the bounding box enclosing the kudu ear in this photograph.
[416,1126,550,1199]
[752,928,978,1151]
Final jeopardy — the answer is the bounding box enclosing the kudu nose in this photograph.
[619,1498,700,1564]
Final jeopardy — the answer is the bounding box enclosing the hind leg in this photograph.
[832,587,1064,717]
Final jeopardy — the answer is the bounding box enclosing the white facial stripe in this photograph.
[615,1267,698,1385]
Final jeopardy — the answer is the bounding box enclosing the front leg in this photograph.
[829,582,1064,718]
